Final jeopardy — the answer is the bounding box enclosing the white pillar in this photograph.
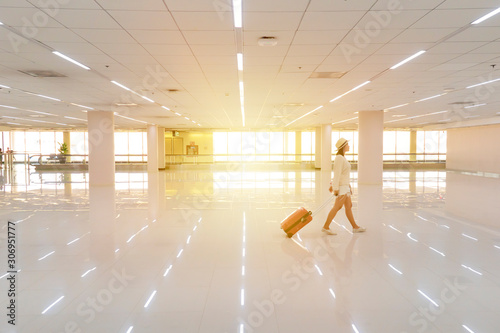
[158,127,165,170]
[321,124,332,171]
[88,111,115,186]
[147,124,158,172]
[315,126,321,169]
[358,111,383,185]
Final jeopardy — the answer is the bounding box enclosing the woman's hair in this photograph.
[336,146,345,156]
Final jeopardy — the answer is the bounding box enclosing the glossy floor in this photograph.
[1,167,500,333]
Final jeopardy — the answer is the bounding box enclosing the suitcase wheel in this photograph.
[286,233,293,238]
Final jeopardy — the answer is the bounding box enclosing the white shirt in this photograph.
[331,154,351,191]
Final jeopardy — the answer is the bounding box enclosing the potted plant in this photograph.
[57,142,68,163]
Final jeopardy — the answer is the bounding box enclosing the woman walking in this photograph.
[322,138,366,235]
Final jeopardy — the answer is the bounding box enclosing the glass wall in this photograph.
[1,130,147,162]
[213,130,446,163]
[213,131,296,162]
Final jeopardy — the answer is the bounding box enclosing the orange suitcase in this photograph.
[280,197,335,237]
[280,207,312,238]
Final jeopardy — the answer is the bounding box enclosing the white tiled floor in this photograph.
[1,166,500,332]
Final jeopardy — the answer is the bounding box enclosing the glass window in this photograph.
[115,132,128,162]
[255,132,269,161]
[228,132,242,161]
[301,132,313,161]
[1,132,10,152]
[242,132,256,161]
[438,131,447,161]
[383,131,396,161]
[416,131,425,161]
[285,132,295,161]
[396,131,410,161]
[70,132,87,156]
[213,132,228,161]
[129,132,144,162]
[12,131,25,152]
[425,131,440,161]
[25,132,40,154]
[270,132,284,161]
[41,132,56,155]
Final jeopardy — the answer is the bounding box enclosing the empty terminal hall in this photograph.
[2,1,500,332]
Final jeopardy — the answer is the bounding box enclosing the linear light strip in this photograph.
[385,110,447,123]
[330,81,370,102]
[233,0,242,28]
[471,7,500,24]
[237,53,243,71]
[52,51,90,70]
[332,116,358,125]
[285,105,323,127]
[390,50,426,69]
[466,77,500,89]
[415,94,444,103]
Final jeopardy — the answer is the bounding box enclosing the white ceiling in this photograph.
[0,0,500,131]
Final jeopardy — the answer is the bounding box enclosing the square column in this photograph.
[315,126,321,169]
[321,124,332,171]
[147,124,159,173]
[358,111,383,185]
[88,111,115,186]
[158,127,165,170]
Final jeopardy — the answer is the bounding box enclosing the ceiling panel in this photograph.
[73,29,136,44]
[299,12,365,30]
[292,30,349,45]
[390,28,456,43]
[446,27,500,42]
[245,12,302,31]
[411,9,488,28]
[172,12,233,31]
[52,9,121,29]
[308,0,377,11]
[127,30,185,44]
[191,44,236,56]
[108,11,176,30]
[162,0,229,12]
[97,0,167,10]
[141,44,192,56]
[183,31,235,45]
[245,0,309,12]
[287,44,335,56]
[2,1,500,131]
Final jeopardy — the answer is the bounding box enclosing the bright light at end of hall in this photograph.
[233,0,242,28]
[390,50,426,69]
[472,7,500,24]
[52,51,90,70]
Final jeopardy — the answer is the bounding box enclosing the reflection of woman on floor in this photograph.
[322,138,366,235]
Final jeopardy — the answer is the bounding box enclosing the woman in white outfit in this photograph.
[322,138,366,235]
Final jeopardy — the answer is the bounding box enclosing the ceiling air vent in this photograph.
[258,36,277,47]
[18,70,66,78]
[309,72,346,79]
